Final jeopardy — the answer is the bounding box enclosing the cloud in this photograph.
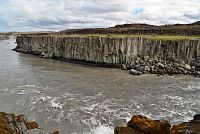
[0,0,199,31]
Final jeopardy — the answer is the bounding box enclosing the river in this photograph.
[0,37,200,134]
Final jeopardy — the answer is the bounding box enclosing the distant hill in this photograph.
[59,21,200,36]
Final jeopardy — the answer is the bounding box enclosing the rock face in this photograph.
[15,35,200,65]
[115,114,200,134]
[0,112,59,134]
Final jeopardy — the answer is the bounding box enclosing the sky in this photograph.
[0,0,200,32]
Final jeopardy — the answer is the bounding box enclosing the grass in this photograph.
[58,34,200,41]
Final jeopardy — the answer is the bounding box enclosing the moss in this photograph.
[0,119,6,124]
[52,34,200,41]
[0,123,6,129]
[0,128,9,134]
[0,112,7,117]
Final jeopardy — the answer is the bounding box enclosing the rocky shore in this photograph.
[122,57,200,77]
[115,114,200,134]
[0,112,59,134]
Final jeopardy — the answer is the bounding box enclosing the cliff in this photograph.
[15,35,200,66]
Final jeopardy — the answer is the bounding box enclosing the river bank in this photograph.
[14,34,200,77]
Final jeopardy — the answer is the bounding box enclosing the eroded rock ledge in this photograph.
[115,114,200,134]
[0,112,59,134]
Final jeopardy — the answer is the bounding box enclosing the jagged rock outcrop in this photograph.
[0,112,59,134]
[115,114,200,134]
[0,112,39,134]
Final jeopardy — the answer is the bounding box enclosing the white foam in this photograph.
[50,97,63,109]
[92,126,113,134]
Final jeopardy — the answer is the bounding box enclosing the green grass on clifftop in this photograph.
[61,34,200,41]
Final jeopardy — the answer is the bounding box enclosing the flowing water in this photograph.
[0,37,200,134]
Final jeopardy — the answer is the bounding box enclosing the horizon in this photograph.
[0,0,200,32]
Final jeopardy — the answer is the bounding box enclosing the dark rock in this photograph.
[193,114,200,121]
[194,72,200,78]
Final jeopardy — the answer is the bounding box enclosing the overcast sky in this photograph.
[0,0,199,32]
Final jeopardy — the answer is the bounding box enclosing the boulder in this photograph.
[127,115,171,134]
[184,64,191,70]
[158,62,165,68]
[130,69,143,75]
[144,66,151,72]
[122,64,128,70]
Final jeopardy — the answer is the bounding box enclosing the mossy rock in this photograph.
[127,115,170,134]
[26,121,39,129]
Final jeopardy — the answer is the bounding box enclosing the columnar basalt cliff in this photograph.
[15,35,200,66]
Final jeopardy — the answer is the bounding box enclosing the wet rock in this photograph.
[114,127,144,134]
[115,114,200,134]
[0,112,39,134]
[194,71,200,77]
[0,112,58,134]
[122,64,128,70]
[171,114,200,134]
[127,115,170,134]
[130,69,143,75]
[193,114,200,121]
